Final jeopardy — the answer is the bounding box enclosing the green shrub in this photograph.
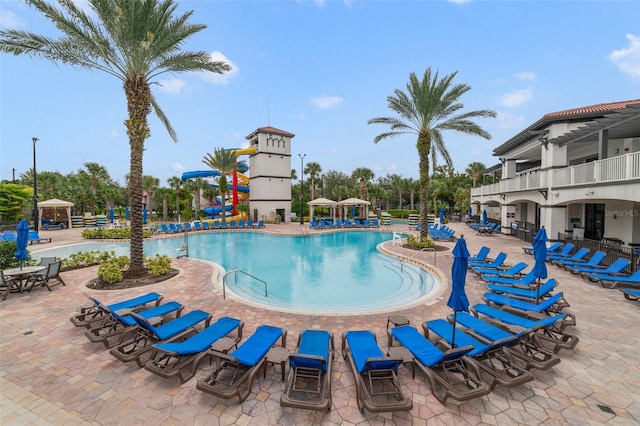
[145,254,172,276]
[405,234,435,250]
[62,250,118,270]
[0,241,25,270]
[81,228,152,240]
[98,260,124,284]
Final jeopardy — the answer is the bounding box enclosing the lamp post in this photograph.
[299,153,306,225]
[32,137,39,232]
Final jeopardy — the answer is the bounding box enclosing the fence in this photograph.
[556,233,639,273]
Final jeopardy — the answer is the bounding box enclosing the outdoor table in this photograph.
[3,265,46,293]
[264,346,290,381]
[476,226,493,236]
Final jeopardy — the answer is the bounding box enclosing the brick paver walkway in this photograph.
[1,222,639,425]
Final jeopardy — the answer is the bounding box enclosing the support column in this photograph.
[503,160,517,179]
[598,129,609,160]
[539,206,567,241]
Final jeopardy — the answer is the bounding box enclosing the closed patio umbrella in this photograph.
[532,227,548,301]
[15,218,29,270]
[447,236,470,346]
[468,206,473,219]
[482,209,488,225]
[440,207,446,223]
[143,208,148,224]
[125,207,130,220]
[109,208,114,224]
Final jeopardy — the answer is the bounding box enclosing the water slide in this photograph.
[181,146,256,218]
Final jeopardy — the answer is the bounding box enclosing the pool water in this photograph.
[34,232,440,314]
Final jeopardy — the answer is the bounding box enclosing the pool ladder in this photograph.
[222,269,267,300]
[400,247,436,272]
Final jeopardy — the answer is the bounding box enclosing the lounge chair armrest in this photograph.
[208,350,241,365]
[441,345,474,360]
[290,353,326,363]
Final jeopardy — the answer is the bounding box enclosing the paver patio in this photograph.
[1,222,639,425]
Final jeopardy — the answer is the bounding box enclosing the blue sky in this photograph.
[1,0,639,187]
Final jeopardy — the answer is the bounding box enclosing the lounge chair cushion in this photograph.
[472,303,565,330]
[345,330,399,373]
[153,317,242,355]
[291,330,331,372]
[95,292,162,313]
[232,325,283,366]
[484,291,563,312]
[426,320,492,356]
[389,326,444,366]
[111,301,182,327]
[134,309,210,340]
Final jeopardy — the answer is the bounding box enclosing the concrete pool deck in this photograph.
[1,222,639,425]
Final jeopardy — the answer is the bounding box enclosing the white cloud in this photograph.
[496,111,526,128]
[0,10,26,29]
[313,0,326,7]
[609,34,640,79]
[311,95,344,109]
[156,77,187,95]
[197,51,239,84]
[447,0,472,4]
[515,71,538,81]
[330,147,342,154]
[500,88,532,107]
[172,163,185,172]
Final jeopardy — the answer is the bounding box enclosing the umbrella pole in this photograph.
[536,278,541,303]
[451,312,457,347]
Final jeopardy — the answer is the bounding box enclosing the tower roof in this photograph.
[245,126,295,139]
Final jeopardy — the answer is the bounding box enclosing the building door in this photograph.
[585,204,605,240]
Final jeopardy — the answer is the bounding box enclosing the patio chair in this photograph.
[447,313,561,371]
[343,219,352,228]
[25,260,65,291]
[38,256,57,266]
[423,319,535,390]
[388,325,488,405]
[1,270,19,301]
[70,292,164,328]
[469,246,490,263]
[175,224,185,232]
[523,241,562,255]
[483,291,570,316]
[545,243,574,261]
[160,224,170,233]
[620,288,640,301]
[238,220,245,228]
[202,221,210,230]
[481,270,538,286]
[229,220,237,229]
[109,309,212,367]
[169,223,179,233]
[488,278,558,300]
[549,247,589,266]
[341,330,413,413]
[471,303,579,352]
[257,220,265,228]
[196,325,286,403]
[220,221,227,229]
[193,221,202,231]
[144,316,244,383]
[572,258,630,278]
[184,222,192,232]
[586,270,640,288]
[247,219,254,228]
[28,230,51,244]
[84,301,183,348]
[468,252,507,269]
[555,250,606,270]
[280,329,334,412]
[475,262,528,278]
[2,231,16,242]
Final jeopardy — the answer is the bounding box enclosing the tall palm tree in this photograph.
[465,162,486,187]
[368,68,496,240]
[0,0,230,277]
[304,162,322,201]
[202,148,237,223]
[167,176,183,220]
[351,167,375,202]
[142,175,160,212]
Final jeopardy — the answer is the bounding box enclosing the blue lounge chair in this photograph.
[110,310,212,367]
[372,219,380,228]
[310,220,323,230]
[220,221,228,229]
[70,292,163,328]
[196,325,285,402]
[229,220,237,229]
[620,288,640,301]
[524,241,562,255]
[586,270,640,288]
[184,222,192,232]
[202,221,210,230]
[84,301,183,348]
[422,319,535,390]
[469,252,507,269]
[160,224,170,233]
[474,262,528,278]
[488,279,558,300]
[555,250,606,270]
[572,258,630,278]
[28,230,51,244]
[280,330,334,412]
[342,330,413,412]
[545,243,574,261]
[169,223,178,233]
[549,247,589,266]
[144,316,244,383]
[257,220,265,228]
[247,219,254,228]
[482,270,538,286]
[3,231,16,242]
[471,303,578,351]
[469,246,490,262]
[175,224,185,232]
[483,291,569,315]
[389,325,489,404]
[238,220,245,228]
[343,219,352,228]
[193,221,202,231]
[448,313,561,370]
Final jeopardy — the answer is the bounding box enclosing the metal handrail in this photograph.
[222,269,267,299]
[400,247,435,271]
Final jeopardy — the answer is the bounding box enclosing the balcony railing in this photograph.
[471,151,639,196]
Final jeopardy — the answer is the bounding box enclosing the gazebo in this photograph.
[37,198,74,229]
[337,197,371,220]
[307,198,338,220]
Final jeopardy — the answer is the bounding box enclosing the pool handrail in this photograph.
[223,269,267,300]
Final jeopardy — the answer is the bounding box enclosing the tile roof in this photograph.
[544,99,640,118]
[245,126,295,139]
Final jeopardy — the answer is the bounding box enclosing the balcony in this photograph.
[471,151,639,197]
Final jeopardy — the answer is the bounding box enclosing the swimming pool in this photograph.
[33,232,441,315]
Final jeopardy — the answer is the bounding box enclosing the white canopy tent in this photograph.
[337,197,371,220]
[37,198,74,229]
[307,198,338,220]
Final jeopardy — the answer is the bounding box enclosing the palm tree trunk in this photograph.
[124,76,151,277]
[418,133,431,241]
